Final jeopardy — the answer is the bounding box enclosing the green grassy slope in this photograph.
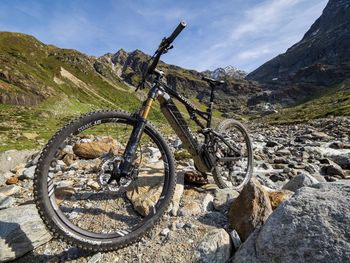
[0,32,155,151]
[263,80,350,124]
[0,32,220,151]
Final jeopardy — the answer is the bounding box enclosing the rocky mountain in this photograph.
[95,49,260,113]
[202,66,247,80]
[247,0,350,86]
[0,31,260,151]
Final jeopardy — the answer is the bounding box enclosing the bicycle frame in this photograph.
[117,72,215,179]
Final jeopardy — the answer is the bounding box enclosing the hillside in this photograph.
[96,49,260,113]
[263,80,350,124]
[0,32,258,151]
[0,32,158,151]
[247,0,350,86]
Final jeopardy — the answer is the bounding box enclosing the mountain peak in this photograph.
[203,66,247,80]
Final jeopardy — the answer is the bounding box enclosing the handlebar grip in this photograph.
[166,21,187,44]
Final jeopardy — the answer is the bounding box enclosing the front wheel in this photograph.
[34,110,176,251]
[212,119,253,191]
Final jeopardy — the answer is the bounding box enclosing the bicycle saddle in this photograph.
[202,76,225,86]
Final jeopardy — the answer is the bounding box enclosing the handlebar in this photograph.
[140,21,187,85]
[167,21,187,44]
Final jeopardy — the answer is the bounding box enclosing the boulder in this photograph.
[0,194,15,210]
[321,162,345,178]
[0,185,21,196]
[0,204,52,262]
[167,169,184,216]
[20,165,36,180]
[178,201,202,217]
[195,228,231,263]
[21,132,39,140]
[331,154,350,169]
[229,178,273,241]
[282,173,318,192]
[267,190,293,210]
[126,160,163,216]
[0,150,36,174]
[213,188,239,211]
[5,176,18,185]
[233,182,350,263]
[73,140,118,159]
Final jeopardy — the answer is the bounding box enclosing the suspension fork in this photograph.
[115,85,159,178]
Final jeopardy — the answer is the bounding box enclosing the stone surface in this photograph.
[230,229,242,252]
[267,190,293,210]
[167,170,184,216]
[0,150,36,174]
[233,182,350,263]
[5,176,19,185]
[22,132,39,140]
[0,204,52,262]
[126,160,163,217]
[321,162,345,178]
[73,140,118,159]
[213,188,239,211]
[178,201,202,217]
[0,194,15,210]
[0,185,21,196]
[229,178,273,241]
[195,228,231,263]
[21,165,36,180]
[331,154,350,169]
[282,173,319,192]
[202,193,214,212]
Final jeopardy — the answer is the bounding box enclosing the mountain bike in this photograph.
[34,21,253,251]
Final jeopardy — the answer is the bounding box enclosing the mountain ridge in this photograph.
[247,0,350,86]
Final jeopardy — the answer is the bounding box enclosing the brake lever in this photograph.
[163,45,173,54]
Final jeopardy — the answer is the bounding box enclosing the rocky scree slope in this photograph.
[0,116,349,262]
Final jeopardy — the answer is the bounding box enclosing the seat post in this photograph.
[209,84,215,103]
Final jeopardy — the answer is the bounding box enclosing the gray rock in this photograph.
[233,183,350,263]
[0,204,52,262]
[0,150,36,174]
[331,154,350,169]
[0,194,15,210]
[265,141,278,147]
[202,193,214,212]
[0,185,21,196]
[88,253,103,263]
[282,173,318,192]
[167,169,184,216]
[304,163,318,174]
[21,165,36,180]
[195,228,231,263]
[230,229,242,251]
[321,162,345,178]
[160,227,170,237]
[255,174,278,190]
[178,201,202,216]
[213,188,239,211]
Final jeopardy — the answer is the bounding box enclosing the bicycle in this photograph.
[34,21,253,251]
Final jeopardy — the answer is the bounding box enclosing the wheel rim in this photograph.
[41,116,171,239]
[215,124,252,189]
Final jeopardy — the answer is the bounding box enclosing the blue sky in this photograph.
[0,0,328,72]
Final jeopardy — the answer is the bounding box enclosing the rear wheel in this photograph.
[34,110,176,251]
[212,119,253,191]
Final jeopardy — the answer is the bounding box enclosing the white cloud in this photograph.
[237,47,271,60]
[231,0,302,40]
[180,0,328,72]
